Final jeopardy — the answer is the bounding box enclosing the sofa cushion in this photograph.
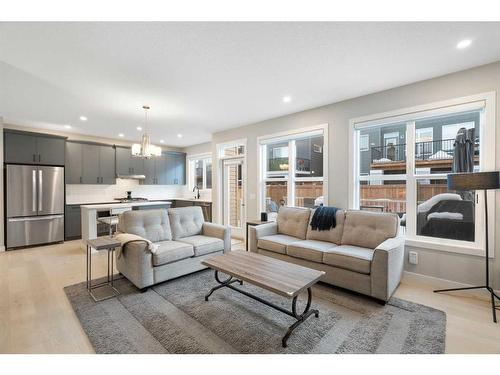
[277,206,311,240]
[257,234,301,255]
[322,245,374,275]
[177,235,224,256]
[341,210,398,249]
[286,240,337,263]
[168,206,204,240]
[152,241,194,267]
[306,209,346,245]
[118,209,172,242]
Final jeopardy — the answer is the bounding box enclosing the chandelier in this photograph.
[131,105,162,158]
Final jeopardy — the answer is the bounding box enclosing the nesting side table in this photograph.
[86,237,121,302]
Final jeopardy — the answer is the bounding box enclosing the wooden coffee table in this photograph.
[202,251,325,347]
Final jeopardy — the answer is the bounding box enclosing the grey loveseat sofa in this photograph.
[249,207,404,302]
[116,206,230,291]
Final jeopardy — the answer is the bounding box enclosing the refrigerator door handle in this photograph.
[39,169,43,211]
[32,169,37,212]
[8,215,64,222]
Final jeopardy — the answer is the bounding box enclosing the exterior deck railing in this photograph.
[370,139,460,162]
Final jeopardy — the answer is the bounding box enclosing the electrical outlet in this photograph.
[409,251,418,265]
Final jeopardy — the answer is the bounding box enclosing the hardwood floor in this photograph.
[0,239,499,353]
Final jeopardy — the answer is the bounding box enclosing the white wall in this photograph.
[209,61,500,289]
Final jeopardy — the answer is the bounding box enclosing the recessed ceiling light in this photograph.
[118,133,124,137]
[64,125,72,129]
[79,116,87,121]
[177,134,183,138]
[282,96,292,103]
[457,39,472,49]
[136,126,142,131]
[160,139,165,143]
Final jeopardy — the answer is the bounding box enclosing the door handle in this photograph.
[32,170,37,212]
[38,169,43,211]
[8,215,64,222]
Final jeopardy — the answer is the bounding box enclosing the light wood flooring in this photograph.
[0,239,499,353]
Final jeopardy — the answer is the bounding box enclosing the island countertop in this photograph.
[80,201,172,210]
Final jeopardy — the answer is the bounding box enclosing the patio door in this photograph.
[222,157,245,238]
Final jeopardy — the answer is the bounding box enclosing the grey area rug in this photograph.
[64,269,446,354]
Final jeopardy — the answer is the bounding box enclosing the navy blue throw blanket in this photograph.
[310,206,339,231]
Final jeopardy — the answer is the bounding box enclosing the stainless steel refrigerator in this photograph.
[6,164,64,248]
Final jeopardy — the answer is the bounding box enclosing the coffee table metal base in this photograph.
[204,270,319,348]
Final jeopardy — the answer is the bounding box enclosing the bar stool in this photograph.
[97,207,131,237]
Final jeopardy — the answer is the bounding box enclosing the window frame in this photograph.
[349,92,496,257]
[258,124,329,215]
[187,153,212,191]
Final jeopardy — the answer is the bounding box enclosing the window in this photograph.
[221,144,245,158]
[188,155,212,190]
[260,127,326,214]
[351,94,495,255]
[359,134,369,151]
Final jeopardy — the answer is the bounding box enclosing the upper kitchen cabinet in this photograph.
[115,146,144,176]
[142,153,168,185]
[66,141,116,184]
[4,130,65,166]
[65,141,83,184]
[165,151,186,185]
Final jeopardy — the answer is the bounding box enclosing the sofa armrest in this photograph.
[248,222,278,253]
[370,236,405,302]
[202,222,231,253]
[116,239,154,289]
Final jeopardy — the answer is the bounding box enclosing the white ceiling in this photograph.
[1,22,500,147]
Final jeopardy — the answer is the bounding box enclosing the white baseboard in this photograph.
[403,271,500,297]
[0,245,5,252]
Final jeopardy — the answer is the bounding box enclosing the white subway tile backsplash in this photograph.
[66,179,191,204]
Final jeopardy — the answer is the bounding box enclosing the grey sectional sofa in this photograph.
[249,207,404,302]
[116,206,230,291]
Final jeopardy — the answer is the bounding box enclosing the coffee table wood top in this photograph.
[202,251,325,298]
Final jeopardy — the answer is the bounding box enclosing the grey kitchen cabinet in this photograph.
[132,202,171,210]
[82,144,100,184]
[143,154,168,185]
[115,146,131,175]
[165,152,186,185]
[65,141,83,183]
[115,146,144,176]
[36,136,65,165]
[131,156,144,175]
[156,154,168,184]
[67,141,116,184]
[99,145,116,184]
[4,130,65,165]
[171,200,212,221]
[65,204,82,240]
[143,157,156,185]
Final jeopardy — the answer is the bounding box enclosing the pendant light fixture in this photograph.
[131,105,162,158]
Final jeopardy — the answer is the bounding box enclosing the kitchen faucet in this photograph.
[193,185,200,199]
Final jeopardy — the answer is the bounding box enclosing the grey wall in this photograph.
[209,61,500,288]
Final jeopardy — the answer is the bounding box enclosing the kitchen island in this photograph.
[80,201,172,250]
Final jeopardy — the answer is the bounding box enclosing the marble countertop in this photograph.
[80,201,172,210]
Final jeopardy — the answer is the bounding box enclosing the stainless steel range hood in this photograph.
[116,174,146,180]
